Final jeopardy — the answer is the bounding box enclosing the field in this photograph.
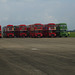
[0,38,75,75]
[70,32,75,37]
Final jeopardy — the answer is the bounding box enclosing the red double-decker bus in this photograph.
[14,24,27,37]
[28,23,43,38]
[3,25,14,38]
[0,25,2,38]
[43,23,56,37]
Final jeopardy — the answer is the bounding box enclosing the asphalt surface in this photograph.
[0,38,75,75]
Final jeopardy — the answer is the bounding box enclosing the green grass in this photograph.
[70,32,75,37]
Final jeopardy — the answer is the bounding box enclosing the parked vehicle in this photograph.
[43,23,56,37]
[14,24,27,37]
[0,25,2,38]
[3,25,14,38]
[28,23,43,38]
[56,23,69,37]
[0,23,70,38]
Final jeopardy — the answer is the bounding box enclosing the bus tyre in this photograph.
[65,36,67,37]
[59,36,62,37]
[34,36,36,38]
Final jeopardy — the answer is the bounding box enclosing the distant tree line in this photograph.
[67,29,75,32]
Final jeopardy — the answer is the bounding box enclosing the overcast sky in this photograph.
[0,0,75,30]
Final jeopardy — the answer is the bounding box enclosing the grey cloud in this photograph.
[0,0,75,30]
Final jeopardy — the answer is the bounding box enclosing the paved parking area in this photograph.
[0,38,75,75]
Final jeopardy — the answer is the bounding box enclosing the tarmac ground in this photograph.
[0,38,75,75]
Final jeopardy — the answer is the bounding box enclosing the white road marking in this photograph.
[31,48,39,50]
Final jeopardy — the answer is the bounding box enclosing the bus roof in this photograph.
[56,23,67,25]
[47,23,55,25]
[19,24,26,26]
[7,25,14,27]
[34,23,43,25]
